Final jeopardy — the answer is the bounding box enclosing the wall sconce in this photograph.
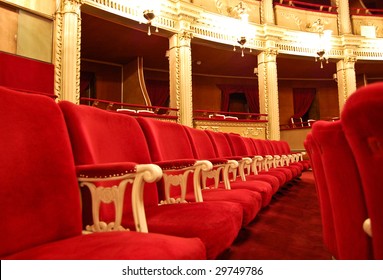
[139,0,162,36]
[254,67,259,76]
[307,19,332,68]
[333,73,337,82]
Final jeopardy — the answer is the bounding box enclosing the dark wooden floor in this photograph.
[219,170,332,260]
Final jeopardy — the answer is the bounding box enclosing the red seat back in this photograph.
[311,120,372,259]
[304,133,339,259]
[341,82,383,259]
[59,102,159,225]
[0,86,81,258]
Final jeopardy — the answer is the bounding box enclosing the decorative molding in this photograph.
[242,127,264,137]
[63,0,83,15]
[279,11,303,30]
[82,0,383,61]
[54,11,63,100]
[54,0,82,103]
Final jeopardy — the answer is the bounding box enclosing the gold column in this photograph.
[169,30,194,127]
[336,0,352,34]
[258,46,280,140]
[336,54,357,112]
[54,0,82,103]
[261,0,275,25]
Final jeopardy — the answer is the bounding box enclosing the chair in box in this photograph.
[137,117,261,226]
[59,101,242,259]
[311,120,372,259]
[341,82,383,259]
[304,133,339,259]
[0,86,206,260]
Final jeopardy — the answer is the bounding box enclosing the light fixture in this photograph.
[231,1,252,57]
[308,19,332,68]
[333,73,337,82]
[139,0,162,36]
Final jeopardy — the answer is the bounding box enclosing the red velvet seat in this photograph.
[224,133,281,194]
[311,121,372,259]
[341,82,383,259]
[202,130,274,207]
[280,140,310,171]
[59,101,243,259]
[250,138,291,184]
[269,140,305,176]
[0,86,206,260]
[267,140,302,178]
[304,133,339,259]
[136,117,261,226]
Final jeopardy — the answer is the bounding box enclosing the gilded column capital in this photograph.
[61,0,83,15]
[178,31,194,43]
[344,55,357,64]
[264,47,278,58]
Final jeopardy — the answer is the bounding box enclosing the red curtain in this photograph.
[292,88,316,118]
[145,80,169,107]
[217,84,259,113]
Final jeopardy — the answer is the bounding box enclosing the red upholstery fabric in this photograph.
[0,86,206,260]
[59,102,243,259]
[0,51,54,97]
[304,133,339,259]
[4,231,206,260]
[242,137,283,190]
[341,82,383,259]
[225,133,281,193]
[183,127,271,207]
[280,140,310,170]
[311,121,372,259]
[202,130,274,207]
[249,139,288,185]
[137,117,262,225]
[253,139,294,182]
[267,140,302,178]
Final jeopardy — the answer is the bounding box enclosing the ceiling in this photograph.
[80,2,383,82]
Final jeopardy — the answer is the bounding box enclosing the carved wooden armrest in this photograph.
[263,155,274,171]
[238,157,253,181]
[76,162,162,234]
[280,154,289,166]
[221,160,239,190]
[201,158,229,190]
[155,159,212,204]
[273,155,281,168]
[251,155,264,175]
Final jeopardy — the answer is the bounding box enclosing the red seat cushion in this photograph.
[4,231,206,260]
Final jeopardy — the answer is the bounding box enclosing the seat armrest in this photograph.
[77,162,162,234]
[153,159,213,204]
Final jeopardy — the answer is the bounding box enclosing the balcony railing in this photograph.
[80,97,178,119]
[350,7,383,16]
[274,0,337,14]
[193,109,268,122]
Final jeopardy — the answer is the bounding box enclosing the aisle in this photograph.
[219,171,332,260]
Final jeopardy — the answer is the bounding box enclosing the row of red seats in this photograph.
[304,82,383,260]
[0,85,308,260]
